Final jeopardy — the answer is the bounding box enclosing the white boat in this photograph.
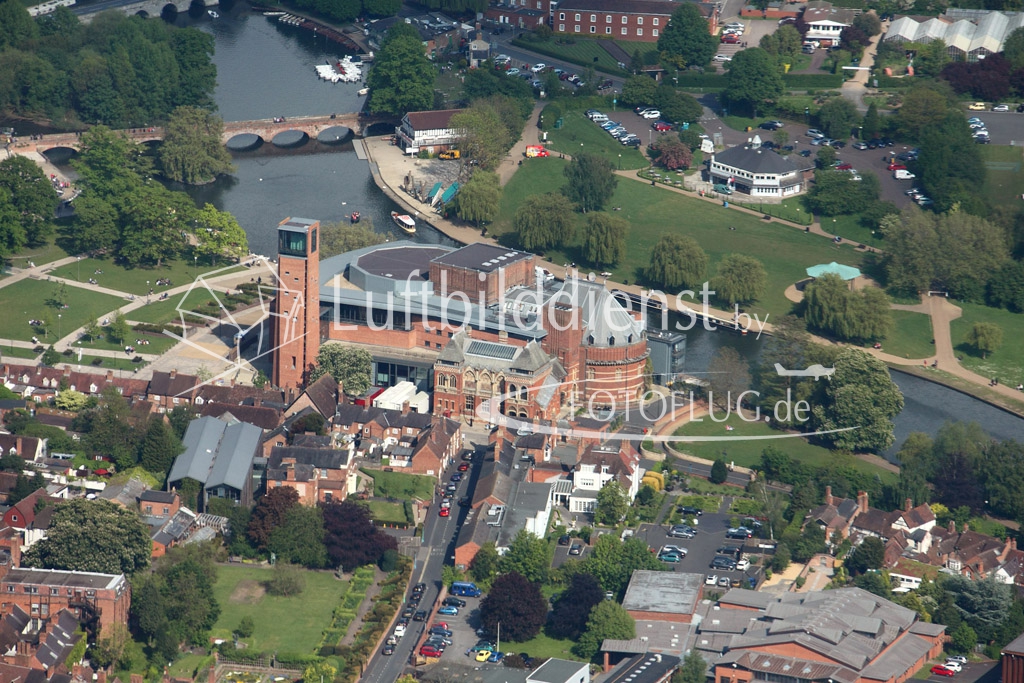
[314,57,363,83]
[391,211,416,234]
[357,87,368,96]
[208,9,219,17]
[263,10,285,15]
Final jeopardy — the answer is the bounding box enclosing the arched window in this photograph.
[508,383,518,399]
[465,372,477,393]
[519,385,528,400]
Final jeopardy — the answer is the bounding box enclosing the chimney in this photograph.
[963,522,969,532]
[106,370,113,382]
[499,329,508,342]
[824,486,833,506]
[857,490,869,513]
[73,664,84,678]
[169,369,177,380]
[948,520,956,533]
[1002,538,1014,562]
[208,667,216,683]
[131,673,144,683]
[465,325,472,338]
[98,671,108,683]
[63,365,72,378]
[402,401,411,415]
[905,497,913,512]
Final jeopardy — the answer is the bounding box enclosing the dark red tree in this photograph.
[479,571,547,642]
[547,572,604,640]
[321,500,397,571]
[247,486,299,551]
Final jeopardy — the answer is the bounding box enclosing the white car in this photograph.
[507,68,520,76]
[641,110,661,119]
[736,558,750,571]
[713,54,732,62]
[943,662,963,673]
[661,545,688,556]
[530,63,546,73]
[706,574,718,585]
[725,22,744,29]
[394,624,406,638]
[993,103,1010,112]
[946,657,968,665]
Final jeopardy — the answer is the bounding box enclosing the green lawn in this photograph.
[673,412,896,481]
[492,158,571,237]
[509,631,582,660]
[0,279,128,342]
[826,213,884,248]
[950,301,1024,389]
[362,500,409,524]
[1,346,40,360]
[8,237,72,269]
[980,145,1024,207]
[733,197,813,225]
[511,37,624,74]
[83,327,179,354]
[210,564,347,654]
[879,310,934,360]
[542,110,648,170]
[360,468,435,500]
[49,256,242,296]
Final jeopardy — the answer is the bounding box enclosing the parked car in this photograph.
[706,574,718,585]
[394,624,406,638]
[472,641,495,653]
[569,543,583,555]
[726,527,752,539]
[439,507,450,517]
[713,54,733,62]
[430,627,453,638]
[993,103,1010,112]
[652,121,674,131]
[489,652,507,663]
[669,525,697,538]
[558,534,571,545]
[718,576,731,587]
[942,662,962,673]
[414,610,427,621]
[641,109,661,119]
[623,138,642,147]
[458,462,469,471]
[931,666,956,677]
[438,606,460,616]
[659,552,683,563]
[887,162,907,171]
[530,63,546,73]
[946,657,968,665]
[736,558,750,571]
[806,129,825,138]
[661,545,687,555]
[443,597,466,607]
[476,650,493,662]
[678,506,703,516]
[383,643,395,656]
[760,120,784,130]
[420,644,442,657]
[837,163,854,170]
[721,34,741,43]
[968,102,987,110]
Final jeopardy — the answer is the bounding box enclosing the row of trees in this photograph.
[0,156,60,259]
[647,237,767,306]
[0,4,215,127]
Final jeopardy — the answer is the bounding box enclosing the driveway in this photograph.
[634,515,765,588]
[924,661,998,683]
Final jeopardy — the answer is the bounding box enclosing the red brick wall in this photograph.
[1004,652,1024,683]
[554,9,672,42]
[273,221,321,391]
[429,258,535,307]
[626,609,693,623]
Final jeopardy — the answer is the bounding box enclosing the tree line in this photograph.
[0,3,216,128]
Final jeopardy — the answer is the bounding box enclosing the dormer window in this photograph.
[608,335,615,346]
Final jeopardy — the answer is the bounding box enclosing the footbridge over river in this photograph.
[31,113,392,154]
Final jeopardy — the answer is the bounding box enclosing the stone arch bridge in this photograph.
[31,113,393,153]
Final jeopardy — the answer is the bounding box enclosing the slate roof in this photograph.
[267,446,348,481]
[35,610,81,671]
[553,279,645,348]
[556,0,676,15]
[200,401,283,430]
[98,477,149,507]
[714,144,800,175]
[196,384,285,405]
[804,1,856,24]
[168,416,261,491]
[150,370,199,398]
[438,331,557,375]
[140,490,178,504]
[302,374,339,418]
[334,401,433,431]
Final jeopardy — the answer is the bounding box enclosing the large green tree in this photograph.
[0,156,58,246]
[563,153,617,213]
[725,48,784,117]
[647,234,708,290]
[450,105,511,172]
[581,212,627,268]
[657,3,717,68]
[158,106,235,185]
[915,112,987,214]
[810,348,904,453]
[816,97,860,140]
[547,573,604,640]
[594,481,630,525]
[319,220,384,259]
[713,253,767,306]
[310,344,373,396]
[193,203,249,264]
[23,499,151,575]
[139,417,183,476]
[513,193,575,251]
[620,75,658,107]
[965,322,1003,359]
[499,529,551,584]
[455,171,501,227]
[803,273,893,342]
[573,600,636,660]
[268,505,327,568]
[367,33,434,115]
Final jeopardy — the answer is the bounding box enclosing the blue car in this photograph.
[451,473,463,482]
[438,606,460,616]
[488,651,506,663]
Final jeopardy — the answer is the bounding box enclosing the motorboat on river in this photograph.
[391,211,416,234]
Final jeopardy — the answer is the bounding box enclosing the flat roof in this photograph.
[622,571,703,615]
[603,653,681,683]
[278,217,318,233]
[3,568,123,589]
[357,246,449,281]
[528,659,588,683]
[431,243,532,273]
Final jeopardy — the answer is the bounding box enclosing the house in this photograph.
[394,109,462,155]
[622,571,704,624]
[150,507,198,558]
[710,588,946,683]
[569,441,643,513]
[467,36,491,67]
[200,402,284,430]
[148,370,200,412]
[553,0,717,42]
[0,568,131,633]
[284,374,339,423]
[0,605,82,673]
[709,138,807,197]
[802,1,857,46]
[266,445,351,504]
[138,490,181,519]
[1002,631,1024,683]
[97,478,148,509]
[0,435,43,462]
[485,2,550,30]
[1,365,146,404]
[3,490,50,530]
[167,416,262,510]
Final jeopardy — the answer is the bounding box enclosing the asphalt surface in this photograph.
[923,661,999,683]
[960,107,1024,145]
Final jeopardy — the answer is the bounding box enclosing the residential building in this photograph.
[394,109,462,155]
[284,374,339,422]
[3,490,51,532]
[709,138,808,197]
[553,0,717,41]
[150,507,198,558]
[97,478,148,509]
[0,435,43,462]
[622,571,704,623]
[139,490,181,519]
[0,606,81,673]
[167,416,263,509]
[467,36,491,67]
[334,400,460,476]
[802,1,857,46]
[885,9,1023,62]
[147,370,200,412]
[0,568,131,633]
[1,365,147,404]
[1003,631,1024,683]
[485,2,551,30]
[569,441,643,513]
[710,588,946,683]
[266,445,352,504]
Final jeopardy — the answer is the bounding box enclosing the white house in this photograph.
[709,138,807,197]
[569,442,643,513]
[802,1,857,46]
[394,109,462,155]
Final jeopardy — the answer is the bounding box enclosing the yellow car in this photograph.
[969,102,987,110]
[476,650,493,662]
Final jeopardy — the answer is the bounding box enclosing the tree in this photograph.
[471,541,500,583]
[573,600,636,660]
[247,487,299,551]
[563,153,617,213]
[811,348,904,453]
[268,505,327,568]
[139,417,182,476]
[710,458,729,484]
[0,156,58,246]
[450,105,512,172]
[816,98,860,140]
[620,75,658,106]
[645,234,708,291]
[158,106,235,185]
[949,622,977,655]
[500,529,551,584]
[319,220,384,259]
[803,274,892,342]
[303,661,336,683]
[894,85,951,141]
[235,616,255,639]
[367,33,434,115]
[714,253,767,306]
[548,573,604,640]
[72,195,119,254]
[23,499,150,575]
[771,542,791,572]
[657,3,717,68]
[41,346,60,367]
[707,347,751,410]
[594,480,630,525]
[579,536,662,595]
[266,562,306,596]
[678,650,708,683]
[479,571,547,641]
[118,183,195,267]
[322,499,398,571]
[852,11,881,36]
[805,169,880,216]
[725,48,785,117]
[845,536,885,574]
[581,213,627,268]
[965,322,1003,359]
[862,102,881,140]
[915,112,987,214]
[310,344,373,396]
[456,171,501,226]
[162,555,220,645]
[513,193,575,251]
[944,575,1012,644]
[1005,26,1024,70]
[193,203,248,264]
[655,87,703,125]
[649,136,693,170]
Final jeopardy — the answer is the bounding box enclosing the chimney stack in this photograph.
[857,491,869,514]
[824,485,833,506]
[106,370,114,382]
[905,497,912,512]
[948,520,956,533]
[169,369,177,380]
[98,670,108,683]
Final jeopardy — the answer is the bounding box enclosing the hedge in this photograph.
[674,73,843,91]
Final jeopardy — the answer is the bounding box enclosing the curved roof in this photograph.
[806,262,861,281]
[552,279,645,347]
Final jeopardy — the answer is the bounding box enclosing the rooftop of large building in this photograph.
[3,568,124,589]
[623,571,704,615]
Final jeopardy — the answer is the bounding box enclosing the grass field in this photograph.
[491,158,570,238]
[8,237,72,269]
[980,145,1024,207]
[511,631,582,659]
[83,327,178,354]
[210,564,347,654]
[880,310,934,360]
[511,37,624,74]
[673,412,896,481]
[127,286,227,325]
[542,110,648,170]
[0,279,129,342]
[733,197,813,225]
[360,468,435,500]
[0,347,40,360]
[827,213,884,248]
[363,500,409,524]
[49,256,242,296]
[950,301,1024,389]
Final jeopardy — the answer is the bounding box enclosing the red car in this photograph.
[836,163,853,170]
[652,122,673,131]
[888,163,907,171]
[439,507,450,517]
[721,34,740,43]
[931,666,956,677]
[420,644,442,657]
[458,462,469,471]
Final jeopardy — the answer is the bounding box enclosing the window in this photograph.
[653,29,658,36]
[575,24,580,31]
[606,26,611,33]
[590,25,596,32]
[574,12,580,20]
[621,15,627,23]
[637,28,643,35]
[559,23,564,30]
[606,14,611,21]
[653,17,659,25]
[637,16,642,24]
[559,11,564,19]
[621,26,627,34]
[465,396,474,411]
[590,13,596,21]
[424,341,430,347]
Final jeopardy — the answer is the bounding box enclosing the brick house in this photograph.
[148,370,200,412]
[266,445,351,504]
[139,490,181,519]
[553,0,717,42]
[0,568,131,633]
[3,490,50,530]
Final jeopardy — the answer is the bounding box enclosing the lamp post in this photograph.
[146,281,150,303]
[618,153,621,170]
[194,255,198,279]
[77,256,81,282]
[57,313,61,340]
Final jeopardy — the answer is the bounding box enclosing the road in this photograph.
[72,0,143,14]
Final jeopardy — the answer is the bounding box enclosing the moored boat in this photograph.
[350,212,360,224]
[208,10,219,17]
[391,211,416,234]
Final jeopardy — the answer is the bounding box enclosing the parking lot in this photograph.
[923,660,998,683]
[960,107,1024,145]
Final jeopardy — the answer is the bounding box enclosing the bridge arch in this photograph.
[226,133,263,151]
[270,130,309,147]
